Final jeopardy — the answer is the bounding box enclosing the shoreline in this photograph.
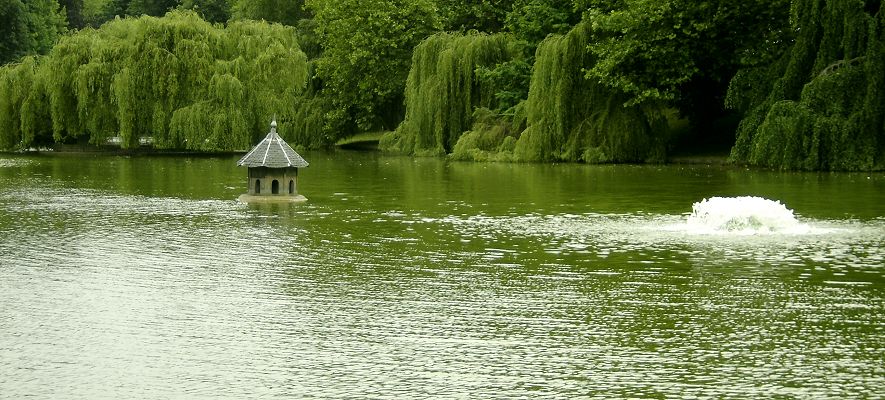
[1,146,246,157]
[3,147,730,164]
[667,154,731,165]
[0,147,732,166]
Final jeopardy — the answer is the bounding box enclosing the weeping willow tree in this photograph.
[0,10,310,152]
[287,92,333,150]
[514,22,668,163]
[449,105,526,161]
[728,0,884,170]
[0,57,41,150]
[381,33,515,155]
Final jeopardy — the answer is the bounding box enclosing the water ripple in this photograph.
[1,187,883,398]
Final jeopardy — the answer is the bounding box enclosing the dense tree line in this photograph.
[0,0,882,170]
[0,0,67,65]
[0,11,308,150]
[728,0,884,170]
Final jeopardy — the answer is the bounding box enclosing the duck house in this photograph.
[237,119,308,203]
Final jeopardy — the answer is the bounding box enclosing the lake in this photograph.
[0,151,883,398]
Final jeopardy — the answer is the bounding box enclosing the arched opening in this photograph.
[272,180,280,194]
[289,180,295,194]
[254,179,261,194]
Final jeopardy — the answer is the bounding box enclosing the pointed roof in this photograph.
[237,120,308,168]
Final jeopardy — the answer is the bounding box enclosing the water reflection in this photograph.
[0,153,882,398]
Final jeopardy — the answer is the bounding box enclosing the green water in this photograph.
[0,151,883,398]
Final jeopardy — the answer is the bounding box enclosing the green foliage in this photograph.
[0,10,311,151]
[26,0,69,52]
[5,0,875,171]
[514,22,667,163]
[60,0,86,29]
[395,21,668,164]
[293,18,321,59]
[99,0,126,20]
[0,58,34,148]
[450,106,523,161]
[307,0,440,134]
[584,0,792,135]
[474,0,580,114]
[179,0,231,23]
[0,0,31,64]
[126,0,178,16]
[382,32,515,155]
[86,0,176,25]
[504,0,577,45]
[474,59,531,112]
[286,93,332,149]
[0,56,55,148]
[231,0,307,26]
[435,0,510,32]
[82,0,111,27]
[729,0,884,171]
[0,0,67,65]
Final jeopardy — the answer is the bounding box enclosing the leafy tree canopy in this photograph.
[473,0,579,112]
[0,10,310,151]
[728,0,884,171]
[59,0,85,29]
[82,0,110,26]
[0,0,30,64]
[584,0,791,113]
[505,0,578,45]
[179,0,231,23]
[0,0,67,65]
[126,0,178,16]
[231,0,308,26]
[435,0,509,32]
[307,0,440,134]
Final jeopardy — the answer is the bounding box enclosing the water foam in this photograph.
[685,196,808,235]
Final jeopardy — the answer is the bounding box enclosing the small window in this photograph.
[272,180,279,194]
[254,179,261,194]
[289,180,295,194]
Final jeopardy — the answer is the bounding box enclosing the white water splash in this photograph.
[685,196,810,235]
